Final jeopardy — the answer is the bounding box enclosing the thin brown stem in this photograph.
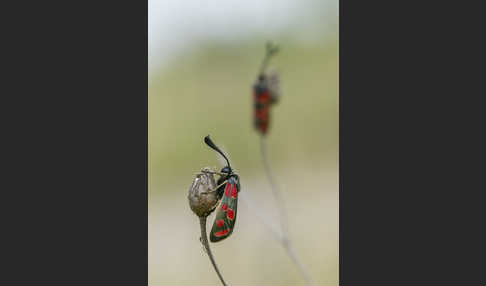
[199,216,229,286]
[239,194,281,241]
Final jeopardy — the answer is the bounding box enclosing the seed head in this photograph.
[188,167,219,217]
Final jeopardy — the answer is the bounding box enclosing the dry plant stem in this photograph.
[259,49,277,75]
[239,194,281,242]
[260,136,315,286]
[260,136,289,236]
[199,216,229,286]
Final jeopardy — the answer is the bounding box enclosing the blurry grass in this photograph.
[149,39,338,192]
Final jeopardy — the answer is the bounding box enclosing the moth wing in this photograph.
[209,178,239,242]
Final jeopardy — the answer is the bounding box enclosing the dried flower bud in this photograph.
[188,167,219,217]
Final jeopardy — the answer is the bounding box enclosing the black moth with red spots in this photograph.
[203,135,241,243]
[253,42,279,136]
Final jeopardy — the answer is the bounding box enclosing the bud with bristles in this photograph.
[188,167,219,217]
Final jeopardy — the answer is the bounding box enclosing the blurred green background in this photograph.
[149,1,338,285]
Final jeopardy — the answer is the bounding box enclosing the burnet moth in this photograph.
[202,135,241,243]
[253,42,280,136]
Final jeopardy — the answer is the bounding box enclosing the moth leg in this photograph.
[200,169,227,176]
[200,180,228,194]
[194,169,215,176]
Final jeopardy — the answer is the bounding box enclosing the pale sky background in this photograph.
[148,0,338,74]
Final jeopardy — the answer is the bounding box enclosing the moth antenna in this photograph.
[204,135,232,172]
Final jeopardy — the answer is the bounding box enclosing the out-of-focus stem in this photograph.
[259,136,315,286]
[258,42,279,76]
[260,137,289,237]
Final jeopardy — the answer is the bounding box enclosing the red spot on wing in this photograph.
[256,109,269,119]
[254,106,270,135]
[259,122,268,134]
[231,184,238,198]
[256,91,271,104]
[227,209,235,220]
[254,85,273,135]
[214,229,230,237]
[221,203,228,211]
[216,219,224,227]
[224,184,231,196]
